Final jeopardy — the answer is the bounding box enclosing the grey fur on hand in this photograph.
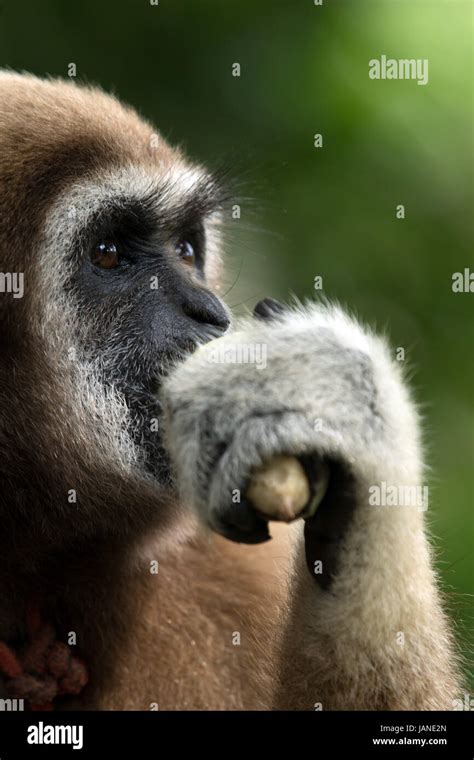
[162,301,420,551]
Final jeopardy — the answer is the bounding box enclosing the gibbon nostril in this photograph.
[181,290,230,330]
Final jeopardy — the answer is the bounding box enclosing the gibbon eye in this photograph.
[175,239,196,267]
[91,240,120,269]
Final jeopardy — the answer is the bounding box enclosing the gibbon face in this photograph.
[0,73,230,484]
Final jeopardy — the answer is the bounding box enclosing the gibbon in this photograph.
[0,72,461,710]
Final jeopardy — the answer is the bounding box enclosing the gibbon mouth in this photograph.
[148,376,162,396]
[145,326,225,397]
[147,339,202,395]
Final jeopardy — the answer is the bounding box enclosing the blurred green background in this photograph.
[1,0,472,688]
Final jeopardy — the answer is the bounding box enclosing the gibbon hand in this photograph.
[162,297,409,588]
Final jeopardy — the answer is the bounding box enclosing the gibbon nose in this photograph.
[180,288,230,331]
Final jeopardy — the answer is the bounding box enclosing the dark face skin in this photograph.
[69,196,230,482]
